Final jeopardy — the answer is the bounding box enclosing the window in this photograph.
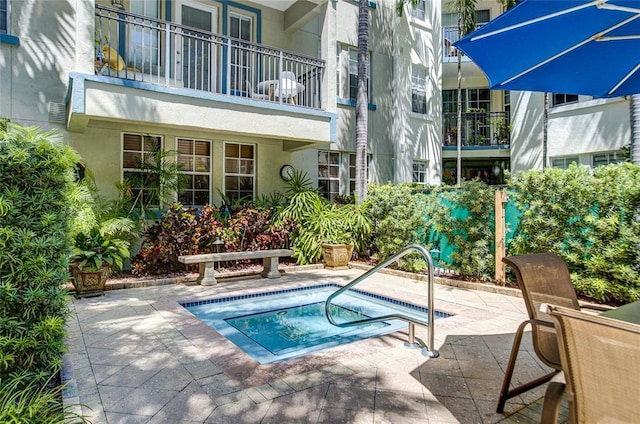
[128,0,160,71]
[224,142,255,202]
[177,138,211,207]
[503,91,510,115]
[345,46,371,101]
[411,0,426,20]
[551,156,579,169]
[412,161,428,185]
[467,88,490,112]
[592,151,627,167]
[442,10,490,28]
[348,153,372,194]
[318,151,340,201]
[0,0,7,34]
[122,133,163,208]
[411,66,427,114]
[552,93,578,107]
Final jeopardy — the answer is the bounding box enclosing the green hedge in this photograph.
[0,125,78,383]
[508,163,640,303]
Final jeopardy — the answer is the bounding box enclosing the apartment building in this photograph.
[0,0,441,206]
[442,0,631,183]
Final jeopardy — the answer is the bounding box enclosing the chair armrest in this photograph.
[578,301,614,312]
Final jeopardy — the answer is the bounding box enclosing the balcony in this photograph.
[442,25,485,62]
[443,111,510,148]
[95,5,323,108]
[67,5,335,148]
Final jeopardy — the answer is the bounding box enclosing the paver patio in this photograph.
[63,267,567,423]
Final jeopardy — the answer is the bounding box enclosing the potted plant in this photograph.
[279,187,370,268]
[70,172,137,297]
[71,227,131,297]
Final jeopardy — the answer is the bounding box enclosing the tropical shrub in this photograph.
[131,203,220,275]
[421,180,495,279]
[508,163,640,303]
[0,125,77,384]
[0,374,88,423]
[367,183,426,265]
[131,203,293,275]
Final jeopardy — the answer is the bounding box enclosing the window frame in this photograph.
[177,137,212,207]
[318,150,341,201]
[127,0,160,71]
[592,151,627,167]
[121,133,164,209]
[552,93,579,107]
[551,156,579,169]
[412,160,428,185]
[411,0,426,21]
[0,0,8,34]
[229,12,253,93]
[340,45,371,102]
[348,153,372,195]
[223,141,255,202]
[411,65,428,114]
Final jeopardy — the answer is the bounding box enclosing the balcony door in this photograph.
[175,0,218,91]
[229,13,253,95]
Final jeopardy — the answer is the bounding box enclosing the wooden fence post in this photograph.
[495,190,507,282]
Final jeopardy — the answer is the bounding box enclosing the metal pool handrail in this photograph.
[324,244,439,358]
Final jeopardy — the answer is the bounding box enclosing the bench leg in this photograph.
[198,262,218,286]
[262,257,281,279]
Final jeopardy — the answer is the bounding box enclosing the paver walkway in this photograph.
[63,267,567,423]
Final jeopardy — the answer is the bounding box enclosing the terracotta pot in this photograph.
[321,243,354,270]
[70,263,110,298]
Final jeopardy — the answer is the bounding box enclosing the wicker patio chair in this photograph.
[540,305,640,423]
[497,253,602,413]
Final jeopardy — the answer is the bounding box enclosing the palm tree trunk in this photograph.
[355,0,369,204]
[456,41,463,186]
[543,92,549,169]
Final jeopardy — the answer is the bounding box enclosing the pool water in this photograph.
[182,284,450,364]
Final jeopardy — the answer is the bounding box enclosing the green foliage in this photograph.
[69,173,137,272]
[277,190,371,265]
[0,124,76,385]
[421,180,495,278]
[366,183,425,267]
[131,203,292,275]
[0,374,88,423]
[72,228,131,272]
[115,138,185,216]
[507,163,640,303]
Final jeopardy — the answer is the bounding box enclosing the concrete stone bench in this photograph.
[177,249,294,286]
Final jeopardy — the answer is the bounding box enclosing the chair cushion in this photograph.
[101,46,126,71]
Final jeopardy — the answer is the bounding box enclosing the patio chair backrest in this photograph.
[547,305,640,423]
[503,253,580,368]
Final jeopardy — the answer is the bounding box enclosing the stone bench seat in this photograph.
[178,249,294,286]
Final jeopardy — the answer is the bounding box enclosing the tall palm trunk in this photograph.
[543,92,549,168]
[454,0,476,186]
[456,12,463,186]
[355,0,369,204]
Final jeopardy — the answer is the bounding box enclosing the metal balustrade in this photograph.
[95,5,324,109]
[443,111,510,147]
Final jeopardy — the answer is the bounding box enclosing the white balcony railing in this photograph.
[442,24,486,60]
[95,5,324,109]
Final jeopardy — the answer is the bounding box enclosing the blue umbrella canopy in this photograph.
[453,0,640,98]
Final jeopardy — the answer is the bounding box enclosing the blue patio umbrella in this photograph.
[453,0,640,98]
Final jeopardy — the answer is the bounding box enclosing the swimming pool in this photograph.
[182,284,450,364]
